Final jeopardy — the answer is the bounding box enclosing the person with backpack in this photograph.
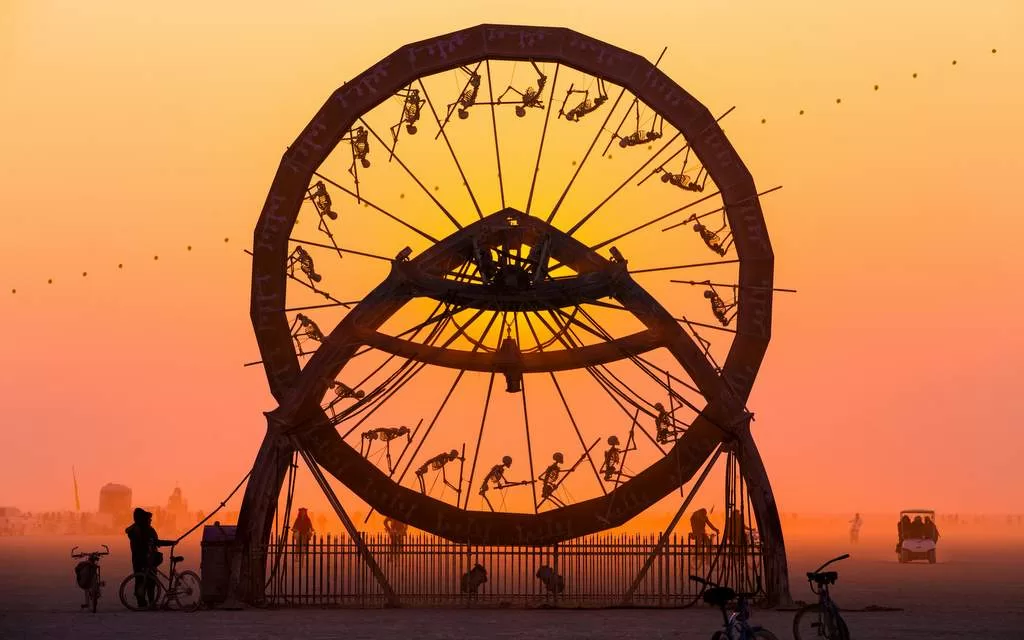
[125,508,174,609]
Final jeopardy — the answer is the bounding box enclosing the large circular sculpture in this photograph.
[239,24,788,601]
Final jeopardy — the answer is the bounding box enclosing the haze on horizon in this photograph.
[2,1,1023,520]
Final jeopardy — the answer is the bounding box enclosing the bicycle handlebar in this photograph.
[812,553,850,574]
[71,544,110,558]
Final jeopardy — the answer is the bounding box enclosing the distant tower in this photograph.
[98,483,132,526]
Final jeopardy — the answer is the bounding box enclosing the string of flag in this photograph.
[6,47,1004,297]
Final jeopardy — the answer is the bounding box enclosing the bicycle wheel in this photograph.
[90,584,99,613]
[118,572,166,611]
[170,570,202,612]
[794,604,850,640]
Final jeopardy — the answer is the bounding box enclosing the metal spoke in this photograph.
[485,60,505,209]
[313,171,439,243]
[417,78,484,219]
[359,117,463,231]
[526,63,560,215]
[546,84,629,224]
[287,238,393,262]
[566,132,681,237]
[599,47,668,158]
[519,375,539,513]
[463,372,496,509]
[629,258,739,275]
[661,186,783,233]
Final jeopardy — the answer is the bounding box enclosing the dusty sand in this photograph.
[1,524,1021,639]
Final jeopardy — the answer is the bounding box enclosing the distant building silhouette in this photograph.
[98,483,132,527]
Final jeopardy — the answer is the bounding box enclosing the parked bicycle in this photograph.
[690,574,779,640]
[72,545,109,613]
[793,553,850,640]
[118,544,201,612]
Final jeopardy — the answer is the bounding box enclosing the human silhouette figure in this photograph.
[690,507,719,554]
[383,517,408,553]
[125,507,174,608]
[293,507,314,556]
[849,513,863,543]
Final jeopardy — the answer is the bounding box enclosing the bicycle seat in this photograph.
[807,571,837,585]
[702,586,736,607]
[171,555,185,563]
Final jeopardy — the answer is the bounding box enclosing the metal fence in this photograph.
[253,532,763,608]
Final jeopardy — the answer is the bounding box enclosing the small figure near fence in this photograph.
[461,563,488,594]
[293,507,314,556]
[536,565,564,594]
[849,512,863,543]
[415,449,462,496]
[383,517,408,553]
[690,507,719,556]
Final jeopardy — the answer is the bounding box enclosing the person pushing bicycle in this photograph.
[125,507,175,609]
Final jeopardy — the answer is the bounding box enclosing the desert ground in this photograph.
[1,517,1021,639]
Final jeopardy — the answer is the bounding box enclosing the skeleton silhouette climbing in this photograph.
[342,126,371,201]
[290,313,324,355]
[704,283,737,326]
[307,180,337,220]
[287,246,322,286]
[389,88,425,160]
[600,434,637,483]
[496,61,547,117]
[655,147,710,192]
[616,101,663,148]
[478,455,529,512]
[654,402,686,445]
[538,452,565,508]
[559,79,607,122]
[445,65,482,122]
[359,426,411,473]
[415,449,463,497]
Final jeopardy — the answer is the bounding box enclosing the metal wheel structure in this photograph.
[238,24,790,605]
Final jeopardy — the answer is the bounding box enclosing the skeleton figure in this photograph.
[307,180,337,220]
[330,381,365,400]
[345,126,371,169]
[288,246,322,284]
[659,170,705,192]
[395,88,424,135]
[559,79,608,122]
[497,62,547,117]
[653,402,678,444]
[600,435,637,482]
[478,455,525,512]
[415,449,461,496]
[460,563,488,594]
[617,110,664,148]
[538,452,565,508]
[536,565,565,594]
[448,66,482,121]
[693,222,727,256]
[360,426,411,473]
[704,287,736,326]
[293,313,324,343]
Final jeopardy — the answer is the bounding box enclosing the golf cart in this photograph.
[896,508,938,564]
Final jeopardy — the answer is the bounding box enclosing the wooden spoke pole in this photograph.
[621,445,723,604]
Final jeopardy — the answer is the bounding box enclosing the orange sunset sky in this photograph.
[2,2,1023,520]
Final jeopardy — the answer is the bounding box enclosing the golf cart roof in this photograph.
[900,509,935,516]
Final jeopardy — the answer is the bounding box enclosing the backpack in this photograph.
[75,561,96,589]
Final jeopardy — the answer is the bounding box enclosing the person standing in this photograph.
[849,513,863,543]
[125,507,174,609]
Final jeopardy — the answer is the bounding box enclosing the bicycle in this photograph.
[72,545,109,613]
[792,553,851,640]
[690,574,779,640]
[118,544,201,612]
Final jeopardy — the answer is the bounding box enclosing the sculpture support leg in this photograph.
[234,420,294,603]
[736,426,791,606]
